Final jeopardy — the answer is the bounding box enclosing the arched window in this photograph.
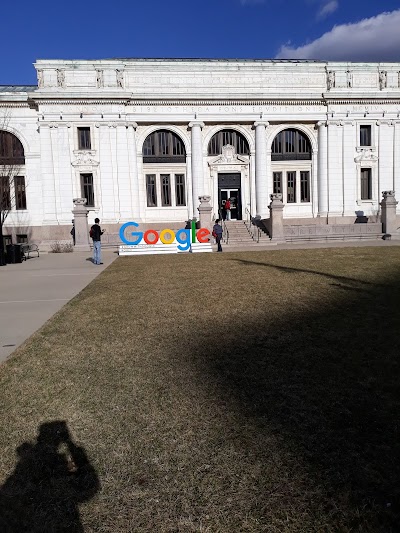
[208,129,250,156]
[271,129,311,161]
[143,130,186,163]
[0,131,25,165]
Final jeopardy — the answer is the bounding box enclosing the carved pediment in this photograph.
[209,144,249,166]
[71,150,99,168]
[354,149,378,163]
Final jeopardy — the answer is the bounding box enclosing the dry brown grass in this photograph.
[1,247,400,532]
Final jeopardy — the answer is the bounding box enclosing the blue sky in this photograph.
[2,0,400,84]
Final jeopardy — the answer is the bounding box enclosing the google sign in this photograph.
[119,220,212,255]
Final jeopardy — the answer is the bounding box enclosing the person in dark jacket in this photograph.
[90,218,105,265]
[212,219,223,252]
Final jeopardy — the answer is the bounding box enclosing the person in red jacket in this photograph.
[225,198,231,220]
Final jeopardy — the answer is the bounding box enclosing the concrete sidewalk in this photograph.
[0,250,117,363]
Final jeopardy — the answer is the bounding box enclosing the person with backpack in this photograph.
[212,219,223,252]
[90,218,105,264]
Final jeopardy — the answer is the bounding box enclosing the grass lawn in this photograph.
[1,247,400,532]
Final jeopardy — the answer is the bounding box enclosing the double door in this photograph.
[220,189,241,220]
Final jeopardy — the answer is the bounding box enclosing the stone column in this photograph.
[380,191,398,235]
[394,121,400,212]
[378,120,394,194]
[254,121,269,219]
[268,193,285,242]
[327,120,343,216]
[342,120,356,216]
[197,195,213,233]
[72,198,91,251]
[40,123,58,224]
[189,121,205,211]
[317,121,328,217]
[126,123,140,220]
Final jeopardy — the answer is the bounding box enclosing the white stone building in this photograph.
[1,58,400,246]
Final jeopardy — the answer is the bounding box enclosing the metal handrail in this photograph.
[217,210,229,244]
[244,207,261,243]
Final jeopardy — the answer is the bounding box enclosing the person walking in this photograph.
[90,218,105,265]
[225,198,231,220]
[212,219,223,252]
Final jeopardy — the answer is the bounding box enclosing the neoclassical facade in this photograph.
[1,58,400,245]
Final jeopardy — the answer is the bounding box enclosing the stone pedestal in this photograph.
[72,198,91,251]
[380,191,398,235]
[268,193,286,242]
[197,195,213,234]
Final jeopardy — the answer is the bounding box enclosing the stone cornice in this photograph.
[325,99,400,105]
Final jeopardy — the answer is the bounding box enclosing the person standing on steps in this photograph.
[212,219,223,252]
[225,198,231,221]
[90,218,105,265]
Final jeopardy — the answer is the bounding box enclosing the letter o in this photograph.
[160,229,175,244]
[144,229,159,245]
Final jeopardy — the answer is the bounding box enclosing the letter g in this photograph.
[119,222,143,245]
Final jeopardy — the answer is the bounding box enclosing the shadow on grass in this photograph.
[234,258,383,288]
[0,421,100,533]
[183,257,400,530]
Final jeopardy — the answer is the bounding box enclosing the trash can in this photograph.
[6,244,23,264]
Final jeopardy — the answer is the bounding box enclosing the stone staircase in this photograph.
[223,220,270,246]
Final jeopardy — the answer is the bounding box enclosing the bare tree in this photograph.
[0,110,24,266]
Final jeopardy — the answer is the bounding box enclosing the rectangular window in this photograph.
[360,125,371,147]
[3,235,12,248]
[80,173,95,207]
[287,171,296,203]
[300,171,310,202]
[146,174,157,207]
[78,127,91,150]
[0,176,11,210]
[161,174,171,206]
[175,174,186,206]
[273,172,282,194]
[14,176,27,210]
[360,168,372,200]
[16,234,28,244]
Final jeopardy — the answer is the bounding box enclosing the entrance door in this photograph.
[220,189,241,220]
[218,173,242,220]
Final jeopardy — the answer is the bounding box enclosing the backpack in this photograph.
[89,227,94,238]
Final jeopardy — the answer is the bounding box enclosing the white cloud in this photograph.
[317,0,338,20]
[276,9,400,61]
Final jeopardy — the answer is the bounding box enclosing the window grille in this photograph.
[80,173,95,207]
[287,171,296,203]
[208,129,250,156]
[14,176,27,210]
[146,174,157,206]
[361,168,372,200]
[143,130,186,163]
[161,174,171,206]
[175,174,186,206]
[272,129,311,161]
[273,172,282,194]
[300,171,310,202]
[0,176,11,210]
[0,131,25,165]
[16,234,28,244]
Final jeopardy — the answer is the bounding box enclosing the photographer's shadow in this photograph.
[0,421,100,532]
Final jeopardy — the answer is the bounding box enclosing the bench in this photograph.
[21,243,40,260]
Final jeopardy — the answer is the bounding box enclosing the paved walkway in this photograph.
[1,240,399,363]
[0,250,117,363]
